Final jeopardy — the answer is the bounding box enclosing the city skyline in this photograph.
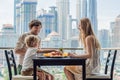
[0,0,120,30]
[0,1,120,80]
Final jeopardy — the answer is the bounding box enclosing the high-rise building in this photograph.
[76,0,87,21]
[49,6,58,32]
[37,13,55,39]
[14,0,21,33]
[15,2,21,34]
[87,0,98,35]
[98,29,110,48]
[76,0,98,35]
[66,15,72,40]
[14,0,37,34]
[110,22,115,47]
[56,0,70,39]
[0,24,18,47]
[112,15,120,47]
[37,7,58,39]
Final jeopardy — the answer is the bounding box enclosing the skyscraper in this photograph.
[15,1,21,34]
[98,29,109,48]
[112,15,120,47]
[87,0,98,35]
[49,6,58,32]
[0,24,18,47]
[14,0,21,34]
[66,15,72,40]
[76,0,87,21]
[76,0,98,35]
[37,13,55,39]
[14,0,37,34]
[110,22,115,47]
[56,0,70,39]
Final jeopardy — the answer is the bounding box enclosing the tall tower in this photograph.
[76,0,98,35]
[66,15,72,40]
[112,15,120,47]
[49,6,58,32]
[14,0,21,34]
[20,0,37,33]
[87,0,98,35]
[98,29,109,48]
[56,0,70,39]
[37,13,55,39]
[76,0,87,22]
[14,0,37,34]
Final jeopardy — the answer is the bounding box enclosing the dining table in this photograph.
[33,57,86,80]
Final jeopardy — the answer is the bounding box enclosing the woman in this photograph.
[64,18,101,80]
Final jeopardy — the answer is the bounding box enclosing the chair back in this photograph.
[104,50,117,79]
[5,50,17,80]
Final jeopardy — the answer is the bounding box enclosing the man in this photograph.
[14,20,42,74]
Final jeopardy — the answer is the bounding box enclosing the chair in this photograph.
[86,50,117,80]
[5,50,33,80]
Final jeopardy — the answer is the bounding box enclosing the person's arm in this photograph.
[69,36,93,59]
[14,34,27,56]
[36,49,57,53]
[14,47,27,56]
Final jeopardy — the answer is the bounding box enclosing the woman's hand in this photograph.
[68,53,77,58]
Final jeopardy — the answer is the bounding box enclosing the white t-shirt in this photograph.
[21,48,37,71]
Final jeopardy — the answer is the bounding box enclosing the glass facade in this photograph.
[57,0,70,39]
[76,0,98,35]
[37,13,55,39]
[15,0,37,34]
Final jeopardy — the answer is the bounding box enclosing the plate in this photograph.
[45,56,68,58]
[43,52,68,58]
[38,56,68,58]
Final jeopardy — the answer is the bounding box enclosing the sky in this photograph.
[0,0,120,30]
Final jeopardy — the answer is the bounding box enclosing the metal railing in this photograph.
[0,47,120,80]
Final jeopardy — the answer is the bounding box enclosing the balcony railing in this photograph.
[0,47,120,80]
